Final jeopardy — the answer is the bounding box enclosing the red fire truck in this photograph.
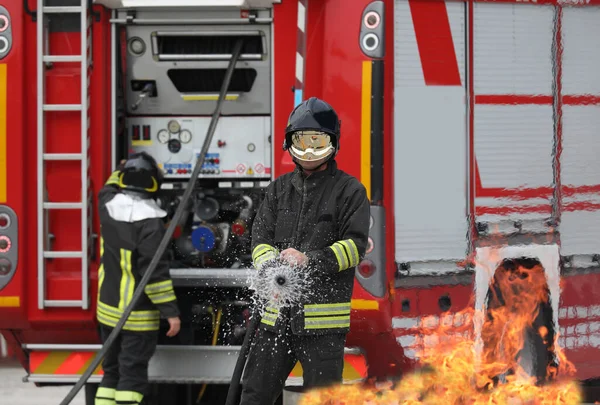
[0,0,599,403]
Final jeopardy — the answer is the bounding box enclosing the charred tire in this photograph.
[483,257,557,386]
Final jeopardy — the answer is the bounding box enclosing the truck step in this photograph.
[43,104,82,112]
[43,153,83,161]
[43,251,83,259]
[42,6,82,14]
[42,55,83,63]
[43,202,83,209]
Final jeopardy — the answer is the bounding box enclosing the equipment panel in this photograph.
[128,116,271,180]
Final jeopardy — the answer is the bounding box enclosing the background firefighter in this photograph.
[94,152,181,405]
[240,97,371,405]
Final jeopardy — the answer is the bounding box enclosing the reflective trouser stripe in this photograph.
[115,390,144,404]
[95,387,116,405]
[252,244,279,269]
[328,239,360,271]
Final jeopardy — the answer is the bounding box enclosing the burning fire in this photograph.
[299,259,582,405]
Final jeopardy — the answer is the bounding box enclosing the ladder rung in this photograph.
[43,202,83,209]
[43,55,83,63]
[44,251,83,259]
[43,300,84,308]
[42,6,82,13]
[43,153,83,161]
[43,104,82,112]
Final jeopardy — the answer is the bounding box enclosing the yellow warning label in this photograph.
[247,168,254,175]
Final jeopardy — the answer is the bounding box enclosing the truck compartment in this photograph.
[393,0,600,275]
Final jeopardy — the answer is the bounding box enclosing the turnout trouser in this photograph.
[239,323,346,405]
[95,325,158,405]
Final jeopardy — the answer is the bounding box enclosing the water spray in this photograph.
[248,260,313,312]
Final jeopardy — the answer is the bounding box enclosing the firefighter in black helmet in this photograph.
[94,152,181,405]
[240,97,371,404]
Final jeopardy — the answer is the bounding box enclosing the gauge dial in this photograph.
[168,120,181,133]
[157,129,170,144]
[179,130,192,144]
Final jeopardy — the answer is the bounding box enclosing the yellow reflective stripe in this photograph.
[147,290,177,304]
[262,313,278,322]
[97,237,105,299]
[145,279,177,305]
[328,243,347,271]
[265,306,280,314]
[252,244,275,260]
[303,303,351,330]
[105,171,121,186]
[339,239,359,267]
[261,317,276,326]
[254,252,277,269]
[115,390,144,403]
[261,303,279,326]
[97,387,115,398]
[97,307,158,326]
[305,315,351,322]
[96,387,116,403]
[328,239,360,271]
[304,303,351,311]
[305,309,351,316]
[305,322,351,330]
[145,280,173,294]
[118,249,134,310]
[98,301,159,320]
[96,311,159,332]
[304,315,351,330]
[252,244,279,269]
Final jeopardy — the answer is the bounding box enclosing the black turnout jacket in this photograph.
[251,160,370,335]
[96,170,179,332]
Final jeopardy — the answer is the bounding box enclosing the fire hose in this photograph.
[58,38,245,405]
[224,305,262,405]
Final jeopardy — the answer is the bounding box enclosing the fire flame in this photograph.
[299,260,582,405]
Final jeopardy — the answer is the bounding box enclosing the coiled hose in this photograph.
[58,38,245,405]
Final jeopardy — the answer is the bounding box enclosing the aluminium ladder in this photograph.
[36,0,92,310]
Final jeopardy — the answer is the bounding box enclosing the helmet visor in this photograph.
[289,131,334,162]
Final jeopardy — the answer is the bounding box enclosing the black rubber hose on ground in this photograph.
[58,38,245,405]
[224,305,262,405]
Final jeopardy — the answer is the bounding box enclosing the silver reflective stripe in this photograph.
[304,304,351,313]
[305,318,350,326]
[330,243,348,269]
